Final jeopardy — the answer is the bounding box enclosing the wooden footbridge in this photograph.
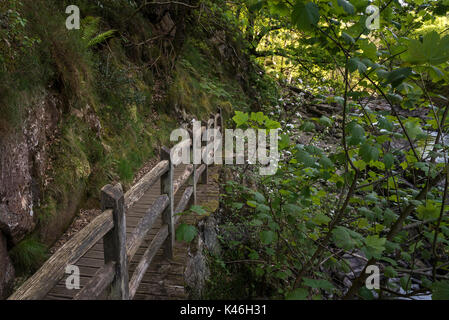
[9,111,223,300]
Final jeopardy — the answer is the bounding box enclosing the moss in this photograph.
[9,236,48,276]
[35,197,57,225]
[168,38,251,119]
[202,200,219,215]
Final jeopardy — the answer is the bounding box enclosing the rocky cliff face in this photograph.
[0,91,60,297]
[0,233,14,299]
[0,92,60,244]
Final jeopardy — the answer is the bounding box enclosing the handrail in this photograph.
[9,109,224,300]
[126,194,169,262]
[124,160,169,209]
[9,209,114,300]
[74,262,116,300]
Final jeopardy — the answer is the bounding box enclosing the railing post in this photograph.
[192,163,197,205]
[219,107,224,132]
[161,146,174,259]
[101,184,129,300]
[201,120,211,184]
[189,128,198,206]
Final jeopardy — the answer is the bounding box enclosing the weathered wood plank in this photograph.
[175,186,194,218]
[171,138,192,168]
[124,160,169,209]
[126,194,168,262]
[9,210,114,300]
[195,164,206,184]
[173,164,194,196]
[133,282,185,298]
[101,184,129,300]
[129,225,169,299]
[74,262,115,300]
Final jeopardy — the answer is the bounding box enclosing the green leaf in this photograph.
[250,112,266,125]
[384,153,395,169]
[248,0,265,11]
[269,1,290,16]
[386,93,403,104]
[405,120,424,140]
[403,31,449,65]
[378,117,394,132]
[359,143,380,163]
[319,116,333,127]
[284,204,302,216]
[312,214,331,226]
[337,0,355,15]
[428,66,445,81]
[417,202,440,220]
[383,209,398,226]
[190,205,207,215]
[384,68,412,88]
[292,1,320,31]
[176,224,197,243]
[256,203,271,214]
[247,201,257,208]
[332,226,363,250]
[342,32,355,44]
[319,156,334,169]
[286,288,308,300]
[333,96,345,106]
[296,149,315,167]
[363,235,386,259]
[233,111,249,127]
[279,134,291,150]
[231,202,244,210]
[260,230,276,245]
[253,191,266,203]
[400,276,412,291]
[432,281,449,300]
[303,278,335,290]
[360,207,375,220]
[384,266,398,278]
[250,219,263,227]
[265,119,282,129]
[359,40,377,60]
[348,123,366,145]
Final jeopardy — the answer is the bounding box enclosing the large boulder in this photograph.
[0,92,60,244]
[0,136,35,244]
[0,232,14,299]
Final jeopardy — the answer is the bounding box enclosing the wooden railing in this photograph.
[9,110,224,300]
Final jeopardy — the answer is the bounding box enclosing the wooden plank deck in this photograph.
[45,164,220,300]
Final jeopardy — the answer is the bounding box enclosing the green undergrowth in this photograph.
[9,236,48,276]
[170,38,248,118]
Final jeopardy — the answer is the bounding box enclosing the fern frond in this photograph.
[81,16,100,42]
[87,30,117,48]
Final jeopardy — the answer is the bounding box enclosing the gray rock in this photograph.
[0,92,60,244]
[184,216,222,298]
[201,217,221,256]
[184,237,210,299]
